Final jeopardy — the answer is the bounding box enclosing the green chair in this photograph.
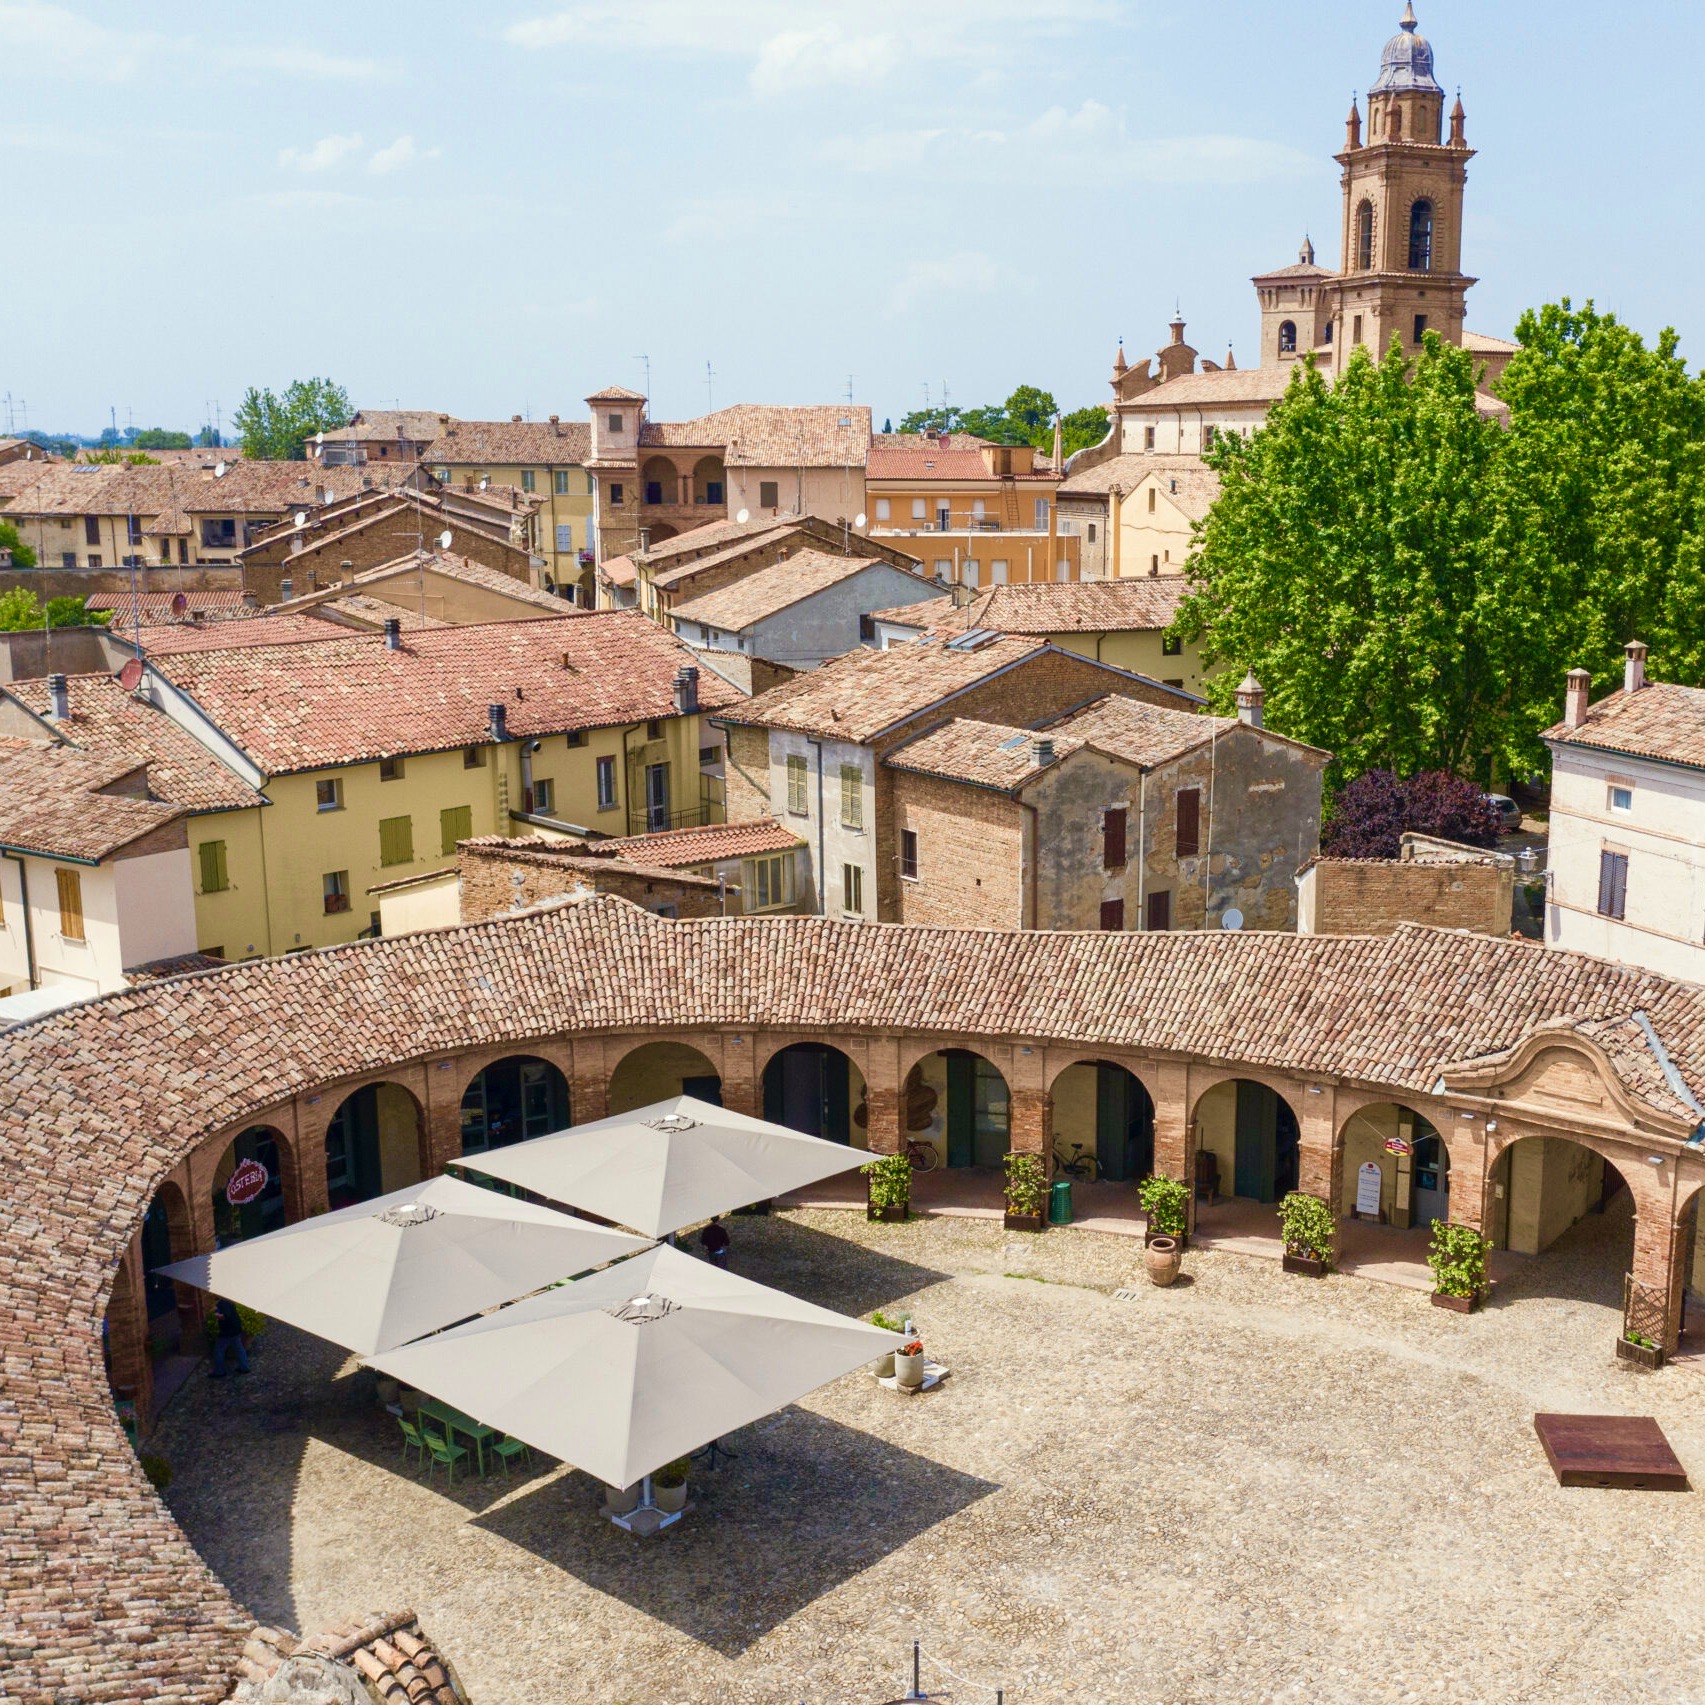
[493,1435,533,1478]
[421,1429,467,1486]
[396,1417,426,1471]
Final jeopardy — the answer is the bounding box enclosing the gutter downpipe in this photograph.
[3,852,37,989]
[1019,797,1039,929]
[1135,770,1147,929]
[806,737,827,915]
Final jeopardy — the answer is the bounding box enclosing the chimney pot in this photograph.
[340,558,354,585]
[48,673,69,721]
[1033,736,1056,767]
[1564,667,1592,730]
[1235,670,1266,728]
[383,616,402,650]
[1624,640,1648,695]
[488,702,509,742]
[512,414,522,424]
[672,665,700,715]
[280,576,293,602]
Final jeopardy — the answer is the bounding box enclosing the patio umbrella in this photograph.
[369,1243,904,1488]
[453,1094,870,1239]
[155,1175,651,1357]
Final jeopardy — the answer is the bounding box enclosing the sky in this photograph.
[4,0,1704,437]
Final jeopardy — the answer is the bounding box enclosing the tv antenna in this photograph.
[633,354,651,403]
[844,374,855,405]
[705,360,716,412]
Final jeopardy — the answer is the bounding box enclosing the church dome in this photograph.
[1370,3,1442,95]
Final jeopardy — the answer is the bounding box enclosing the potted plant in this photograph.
[653,1457,691,1514]
[1136,1175,1190,1250]
[895,1336,927,1391]
[870,1309,904,1377]
[1427,1221,1489,1312]
[864,1154,911,1223]
[1278,1190,1335,1276]
[1616,1328,1666,1371]
[604,1481,642,1517]
[1003,1153,1049,1232]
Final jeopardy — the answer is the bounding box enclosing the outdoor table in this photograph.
[418,1396,498,1476]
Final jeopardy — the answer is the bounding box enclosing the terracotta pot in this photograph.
[1144,1237,1182,1287]
[654,1480,688,1515]
[895,1349,927,1389]
[604,1482,642,1516]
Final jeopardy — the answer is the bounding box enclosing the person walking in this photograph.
[698,1216,731,1270]
[211,1296,250,1378]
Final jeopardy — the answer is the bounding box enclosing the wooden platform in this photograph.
[1533,1413,1690,1491]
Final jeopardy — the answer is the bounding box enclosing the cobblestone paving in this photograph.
[156,1198,1705,1705]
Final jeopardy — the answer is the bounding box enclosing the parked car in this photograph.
[1485,793,1523,834]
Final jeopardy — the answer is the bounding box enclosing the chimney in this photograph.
[1624,639,1648,695]
[673,665,700,715]
[511,414,522,424]
[383,616,402,650]
[1235,671,1265,728]
[1564,667,1591,730]
[638,528,651,553]
[549,414,560,434]
[280,576,293,602]
[488,702,509,742]
[1033,737,1056,767]
[48,673,69,721]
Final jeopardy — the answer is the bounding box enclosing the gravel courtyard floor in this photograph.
[156,1199,1705,1705]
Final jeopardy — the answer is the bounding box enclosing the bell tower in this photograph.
[1332,5,1474,360]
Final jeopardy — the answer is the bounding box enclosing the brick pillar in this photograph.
[1446,1110,1489,1235]
[424,1092,463,1176]
[1296,1089,1338,1206]
[1631,1188,1686,1353]
[106,1238,154,1424]
[864,1085,902,1156]
[1149,1062,1193,1226]
[720,1036,758,1118]
[1009,1089,1049,1158]
[570,1037,610,1127]
[295,1101,331,1218]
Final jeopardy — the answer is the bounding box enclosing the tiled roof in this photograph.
[1462,331,1518,353]
[1043,693,1231,766]
[6,674,266,812]
[586,384,647,402]
[244,496,534,576]
[670,550,919,632]
[575,816,805,866]
[421,417,592,466]
[320,409,446,443]
[601,553,638,587]
[1543,681,1705,773]
[884,716,1085,789]
[274,549,569,616]
[0,737,183,859]
[871,578,1192,635]
[8,898,1705,1697]
[1251,259,1332,281]
[872,432,995,453]
[1122,368,1294,408]
[152,613,745,773]
[866,443,1055,482]
[458,836,722,892]
[0,459,412,523]
[638,513,803,565]
[237,1609,468,1703]
[91,589,251,628]
[1057,451,1206,496]
[315,593,449,629]
[137,613,350,655]
[639,405,870,468]
[648,528,811,591]
[125,951,229,985]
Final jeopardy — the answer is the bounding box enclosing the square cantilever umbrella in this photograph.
[453,1094,870,1240]
[369,1243,904,1489]
[156,1175,651,1357]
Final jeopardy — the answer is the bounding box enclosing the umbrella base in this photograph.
[606,1501,688,1536]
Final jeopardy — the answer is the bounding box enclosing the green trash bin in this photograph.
[1048,1176,1074,1226]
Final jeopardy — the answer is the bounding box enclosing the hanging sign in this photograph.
[1383,1135,1411,1156]
[1355,1161,1383,1217]
[225,1157,269,1206]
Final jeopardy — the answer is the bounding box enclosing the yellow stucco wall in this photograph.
[428,458,592,594]
[189,808,268,960]
[1045,630,1204,695]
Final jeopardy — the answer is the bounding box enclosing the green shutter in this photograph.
[379,814,414,867]
[198,840,228,894]
[440,804,472,855]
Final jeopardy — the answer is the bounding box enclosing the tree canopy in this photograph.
[130,428,192,450]
[895,384,1109,459]
[0,589,108,631]
[1322,768,1500,859]
[0,520,38,569]
[233,378,353,461]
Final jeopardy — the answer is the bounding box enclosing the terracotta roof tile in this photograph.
[573,817,805,866]
[137,613,351,655]
[0,738,184,859]
[638,405,870,468]
[1057,451,1207,496]
[871,578,1192,635]
[422,418,592,465]
[670,550,928,632]
[274,549,568,617]
[1544,680,1705,773]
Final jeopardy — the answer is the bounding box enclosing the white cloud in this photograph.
[0,1,142,80]
[749,24,899,95]
[278,132,364,173]
[886,251,1002,317]
[367,134,440,175]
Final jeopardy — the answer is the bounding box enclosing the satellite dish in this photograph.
[437,529,453,549]
[170,592,188,617]
[735,508,750,524]
[315,431,324,445]
[213,460,227,477]
[117,657,145,691]
[294,511,307,528]
[1222,908,1245,931]
[854,511,868,530]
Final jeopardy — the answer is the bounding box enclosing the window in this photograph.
[316,778,343,811]
[1609,784,1633,812]
[1203,425,1217,448]
[1413,314,1428,344]
[84,515,100,545]
[1408,198,1434,271]
[379,755,404,782]
[86,555,101,568]
[991,560,1008,583]
[1144,426,1156,450]
[745,853,796,911]
[786,753,809,815]
[1323,321,1334,345]
[699,745,719,767]
[126,514,142,546]
[875,498,891,521]
[198,840,229,894]
[531,777,554,815]
[1151,555,1160,575]
[839,764,864,830]
[56,868,84,940]
[463,746,485,769]
[440,804,471,854]
[1103,807,1127,870]
[933,558,953,576]
[900,829,919,881]
[859,613,876,642]
[1352,314,1364,345]
[1099,898,1125,932]
[912,498,927,520]
[322,870,350,914]
[378,814,414,867]
[936,503,950,531]
[1034,498,1049,529]
[1176,787,1201,857]
[1278,320,1298,354]
[760,480,779,509]
[1356,201,1374,270]
[566,729,584,747]
[1162,632,1182,657]
[1087,524,1097,545]
[1145,889,1172,932]
[842,862,864,915]
[554,469,571,496]
[521,469,536,493]
[596,755,617,810]
[1597,849,1628,920]
[607,413,623,433]
[610,482,624,505]
[434,466,450,481]
[971,498,985,519]
[706,479,725,505]
[644,479,664,505]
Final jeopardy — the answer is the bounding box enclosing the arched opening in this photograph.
[1193,1078,1300,1206]
[460,1055,570,1155]
[1408,198,1434,271]
[691,455,726,507]
[324,1084,425,1210]
[1337,1103,1451,1229]
[1050,1060,1154,1182]
[1277,320,1298,355]
[212,1124,289,1244]
[763,1042,867,1148]
[141,1178,198,1353]
[608,1040,721,1114]
[1485,1135,1629,1258]
[641,455,677,507]
[645,522,678,544]
[1355,200,1374,271]
[904,1048,1009,1169]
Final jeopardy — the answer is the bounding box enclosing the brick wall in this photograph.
[1298,857,1512,937]
[458,843,722,922]
[242,518,528,604]
[721,723,774,821]
[891,769,1025,928]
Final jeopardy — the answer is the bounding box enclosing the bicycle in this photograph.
[905,1136,940,1173]
[1052,1142,1099,1182]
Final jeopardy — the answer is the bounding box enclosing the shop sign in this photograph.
[1355,1161,1383,1217]
[1383,1135,1412,1156]
[225,1157,269,1206]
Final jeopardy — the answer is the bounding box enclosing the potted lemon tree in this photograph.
[1003,1152,1048,1232]
[864,1154,911,1223]
[1279,1191,1335,1276]
[1137,1175,1190,1250]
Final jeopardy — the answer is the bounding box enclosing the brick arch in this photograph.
[1333,1097,1465,1223]
[204,1119,298,1242]
[1045,1050,1162,1101]
[895,1034,1017,1089]
[1479,1123,1650,1219]
[454,1049,574,1154]
[319,1078,429,1209]
[607,1034,726,1115]
[1186,1064,1306,1128]
[750,1028,877,1088]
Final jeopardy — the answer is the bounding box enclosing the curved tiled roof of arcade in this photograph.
[7,899,1705,1700]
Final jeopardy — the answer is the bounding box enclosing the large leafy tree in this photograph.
[0,589,108,630]
[130,428,192,450]
[0,520,38,568]
[1174,334,1507,780]
[233,378,352,460]
[895,385,1107,459]
[1323,768,1499,858]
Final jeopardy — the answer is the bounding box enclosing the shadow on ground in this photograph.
[473,1409,997,1657]
[1486,1193,1635,1312]
[726,1214,952,1317]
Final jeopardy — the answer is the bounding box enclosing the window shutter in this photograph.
[1598,850,1628,920]
[1176,788,1201,857]
[1145,889,1171,932]
[440,805,472,856]
[1099,898,1124,931]
[1103,807,1127,870]
[199,841,228,893]
[56,868,83,939]
[380,815,414,866]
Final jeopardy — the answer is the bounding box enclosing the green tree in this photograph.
[1173,335,1506,780]
[234,377,353,460]
[1002,384,1057,443]
[196,425,222,448]
[0,520,37,568]
[131,428,192,450]
[897,404,964,436]
[1058,404,1111,458]
[82,448,159,465]
[0,590,108,630]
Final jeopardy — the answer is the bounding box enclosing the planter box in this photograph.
[1145,1226,1188,1252]
[1616,1337,1666,1371]
[867,1203,908,1223]
[1003,1210,1046,1232]
[1430,1290,1480,1314]
[1282,1252,1328,1277]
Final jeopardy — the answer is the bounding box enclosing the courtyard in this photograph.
[155,1201,1705,1704]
